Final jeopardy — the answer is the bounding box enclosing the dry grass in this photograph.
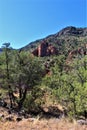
[0,117,87,130]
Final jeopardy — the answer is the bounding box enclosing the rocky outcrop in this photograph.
[32,41,58,57]
[77,119,87,125]
[57,26,87,36]
[66,44,87,64]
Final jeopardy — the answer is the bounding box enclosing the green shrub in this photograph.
[23,87,45,114]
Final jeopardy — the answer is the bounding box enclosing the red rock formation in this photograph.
[47,45,58,55]
[32,41,58,57]
[38,41,48,57]
[32,48,38,56]
[66,44,87,64]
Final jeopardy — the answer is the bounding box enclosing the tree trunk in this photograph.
[8,85,13,108]
[18,88,27,110]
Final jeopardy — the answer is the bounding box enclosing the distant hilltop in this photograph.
[20,26,87,57]
[57,26,87,36]
[21,26,87,51]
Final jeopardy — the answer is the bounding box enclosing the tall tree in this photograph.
[2,43,14,108]
[13,51,44,109]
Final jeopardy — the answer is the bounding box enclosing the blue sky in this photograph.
[0,0,86,49]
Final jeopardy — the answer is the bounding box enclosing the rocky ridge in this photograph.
[20,26,87,52]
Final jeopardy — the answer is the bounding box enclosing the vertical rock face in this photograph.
[32,41,58,57]
[38,41,48,57]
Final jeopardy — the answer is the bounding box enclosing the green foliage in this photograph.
[10,51,44,109]
[14,51,44,87]
[23,86,45,113]
[0,45,44,109]
[43,55,87,118]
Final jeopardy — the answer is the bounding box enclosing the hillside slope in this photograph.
[20,26,87,56]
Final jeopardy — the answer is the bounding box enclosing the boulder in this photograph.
[77,119,87,125]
